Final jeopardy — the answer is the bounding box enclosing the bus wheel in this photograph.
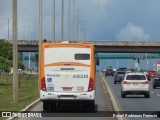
[43,101,49,111]
[89,101,95,111]
[90,103,95,111]
[50,102,57,111]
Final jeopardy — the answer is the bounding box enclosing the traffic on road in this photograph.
[17,68,160,120]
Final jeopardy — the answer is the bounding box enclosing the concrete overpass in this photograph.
[6,40,160,53]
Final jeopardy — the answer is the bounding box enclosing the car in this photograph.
[117,67,127,72]
[105,68,114,76]
[121,72,150,98]
[153,72,160,89]
[143,70,149,76]
[101,68,106,72]
[114,71,126,84]
[148,70,156,80]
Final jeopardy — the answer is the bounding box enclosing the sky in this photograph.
[0,0,160,69]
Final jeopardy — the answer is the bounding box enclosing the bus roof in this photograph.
[42,41,94,48]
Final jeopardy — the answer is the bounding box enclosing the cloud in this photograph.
[0,0,12,40]
[92,0,111,10]
[1,0,160,41]
[115,22,151,41]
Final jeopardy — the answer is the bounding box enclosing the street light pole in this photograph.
[68,0,70,41]
[76,9,79,41]
[76,9,84,41]
[38,0,42,90]
[52,0,55,42]
[61,0,64,41]
[7,18,9,40]
[72,0,75,41]
[12,0,18,103]
[8,19,9,40]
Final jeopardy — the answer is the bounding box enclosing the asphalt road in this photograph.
[18,73,116,120]
[103,74,160,120]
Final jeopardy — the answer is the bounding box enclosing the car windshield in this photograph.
[107,69,113,71]
[117,72,125,74]
[149,71,156,73]
[118,68,127,71]
[126,75,146,80]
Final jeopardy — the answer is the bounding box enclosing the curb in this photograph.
[20,99,40,112]
[7,98,40,120]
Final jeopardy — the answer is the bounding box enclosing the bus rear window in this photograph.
[75,54,90,60]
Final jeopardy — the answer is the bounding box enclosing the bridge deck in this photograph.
[5,40,160,53]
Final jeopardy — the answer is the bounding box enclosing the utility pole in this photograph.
[7,18,9,40]
[52,0,55,42]
[29,52,31,70]
[72,0,75,41]
[61,0,64,41]
[146,53,148,70]
[76,8,84,41]
[76,9,79,41]
[12,0,18,103]
[38,0,42,90]
[68,0,70,40]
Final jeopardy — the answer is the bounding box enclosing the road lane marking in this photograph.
[151,91,154,93]
[157,94,160,96]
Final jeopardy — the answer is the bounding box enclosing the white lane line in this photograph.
[157,94,160,96]
[151,91,154,93]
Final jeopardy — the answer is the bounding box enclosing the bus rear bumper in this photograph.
[40,90,95,101]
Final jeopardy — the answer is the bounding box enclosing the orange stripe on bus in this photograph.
[44,62,90,67]
[44,43,91,48]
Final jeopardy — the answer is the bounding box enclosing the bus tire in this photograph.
[50,102,57,111]
[90,103,95,111]
[89,100,95,111]
[43,101,49,111]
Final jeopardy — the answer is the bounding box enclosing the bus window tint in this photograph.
[75,54,90,60]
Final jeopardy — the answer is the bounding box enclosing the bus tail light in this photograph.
[88,78,94,92]
[41,77,46,91]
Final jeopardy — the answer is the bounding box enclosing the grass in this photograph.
[0,73,39,112]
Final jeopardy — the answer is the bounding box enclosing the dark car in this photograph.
[117,67,127,72]
[114,71,126,84]
[153,72,160,89]
[105,68,114,76]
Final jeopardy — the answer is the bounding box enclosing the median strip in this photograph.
[100,72,125,120]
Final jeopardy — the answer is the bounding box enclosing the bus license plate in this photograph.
[63,87,72,91]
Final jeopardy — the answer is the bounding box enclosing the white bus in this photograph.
[40,41,99,111]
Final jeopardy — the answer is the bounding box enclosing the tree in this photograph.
[0,39,12,60]
[0,39,12,72]
[0,56,12,72]
[0,39,25,72]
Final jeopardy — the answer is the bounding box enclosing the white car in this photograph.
[121,72,150,98]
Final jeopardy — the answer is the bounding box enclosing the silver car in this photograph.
[121,72,150,98]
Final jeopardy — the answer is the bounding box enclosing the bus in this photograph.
[40,41,99,111]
